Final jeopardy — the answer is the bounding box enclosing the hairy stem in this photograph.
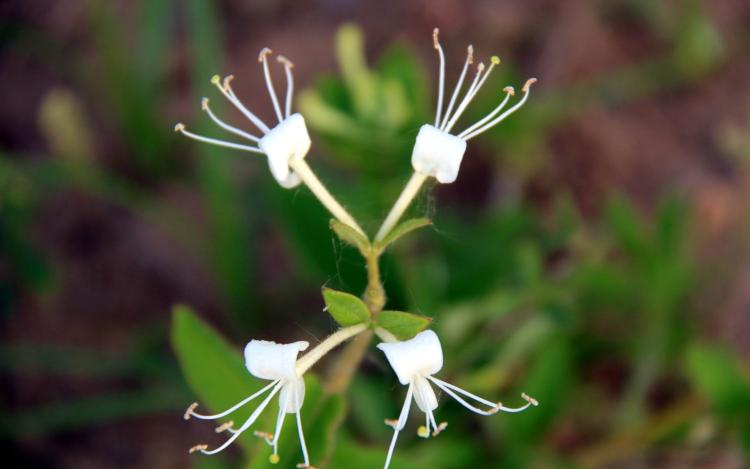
[375,171,428,242]
[289,158,366,236]
[363,249,386,314]
[296,323,368,375]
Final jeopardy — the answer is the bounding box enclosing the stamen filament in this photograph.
[461,78,537,141]
[429,377,497,416]
[175,123,264,154]
[384,384,414,469]
[278,56,295,119]
[259,48,284,124]
[457,86,514,139]
[211,75,271,134]
[201,98,260,143]
[433,28,446,127]
[439,45,473,130]
[442,62,484,133]
[295,389,310,467]
[271,390,292,456]
[186,380,279,421]
[199,382,282,455]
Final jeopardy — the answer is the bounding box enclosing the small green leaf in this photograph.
[375,217,432,251]
[322,288,371,326]
[330,219,370,255]
[376,310,432,340]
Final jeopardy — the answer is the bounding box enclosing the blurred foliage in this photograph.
[2,0,750,468]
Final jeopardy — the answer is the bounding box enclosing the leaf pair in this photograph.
[330,217,432,256]
[322,288,431,340]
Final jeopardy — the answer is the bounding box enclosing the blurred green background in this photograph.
[2,0,750,467]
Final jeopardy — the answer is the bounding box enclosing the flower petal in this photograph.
[245,340,309,381]
[279,377,306,413]
[377,330,443,385]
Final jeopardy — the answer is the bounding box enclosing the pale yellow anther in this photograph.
[189,444,207,454]
[491,55,501,65]
[433,422,448,437]
[477,62,486,72]
[258,47,273,62]
[215,420,234,433]
[277,55,294,68]
[269,454,280,464]
[522,392,539,406]
[417,425,430,438]
[201,97,209,111]
[503,86,516,96]
[522,77,538,93]
[210,74,221,85]
[467,45,474,64]
[174,123,186,133]
[432,28,440,49]
[296,464,317,469]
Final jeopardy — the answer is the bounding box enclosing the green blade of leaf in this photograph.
[171,305,261,451]
[376,310,432,340]
[322,288,371,326]
[375,217,431,252]
[330,219,370,255]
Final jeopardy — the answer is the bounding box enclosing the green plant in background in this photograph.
[173,27,539,468]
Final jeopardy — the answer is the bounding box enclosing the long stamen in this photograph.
[384,384,414,469]
[430,376,537,414]
[270,387,292,461]
[174,123,264,154]
[439,45,473,130]
[462,77,537,141]
[457,86,514,139]
[201,98,260,143]
[211,75,271,134]
[198,382,283,455]
[185,380,279,421]
[277,56,295,119]
[433,28,446,127]
[442,62,484,133]
[259,48,284,123]
[429,378,497,415]
[294,387,311,467]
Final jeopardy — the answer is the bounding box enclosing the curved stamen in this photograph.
[175,123,264,154]
[259,48,284,124]
[462,77,537,141]
[184,380,279,421]
[295,387,310,467]
[457,86,514,139]
[384,384,414,469]
[211,75,271,134]
[277,56,295,119]
[442,62,484,133]
[198,382,283,455]
[430,376,537,414]
[433,28,446,127]
[439,45,473,130]
[201,98,260,143]
[429,377,498,416]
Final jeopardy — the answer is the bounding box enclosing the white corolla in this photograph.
[185,339,313,467]
[377,330,537,468]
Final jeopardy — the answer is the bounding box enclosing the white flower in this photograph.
[185,339,314,467]
[412,29,537,184]
[175,48,310,188]
[377,330,537,469]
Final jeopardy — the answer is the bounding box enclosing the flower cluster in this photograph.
[176,28,539,468]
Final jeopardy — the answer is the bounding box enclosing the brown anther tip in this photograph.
[477,62,486,72]
[254,430,274,440]
[433,422,448,437]
[467,45,474,64]
[384,418,399,428]
[432,28,440,48]
[201,97,209,110]
[222,75,235,88]
[277,55,294,68]
[503,86,516,96]
[183,402,198,419]
[258,47,273,62]
[174,123,185,133]
[296,464,317,469]
[189,444,208,454]
[215,421,234,433]
[522,393,539,406]
[522,78,538,93]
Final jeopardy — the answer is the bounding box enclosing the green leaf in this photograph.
[322,288,371,326]
[375,217,432,252]
[685,342,750,417]
[330,219,370,255]
[376,310,432,340]
[171,305,261,451]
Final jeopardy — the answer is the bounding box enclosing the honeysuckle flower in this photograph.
[185,339,314,468]
[175,48,310,188]
[377,330,537,469]
[412,29,537,184]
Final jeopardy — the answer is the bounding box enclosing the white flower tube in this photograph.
[377,330,538,469]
